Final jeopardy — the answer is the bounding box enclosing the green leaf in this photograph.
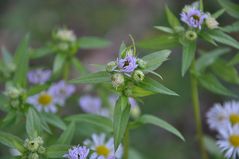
[78,37,111,49]
[228,53,239,66]
[72,57,86,74]
[211,59,239,84]
[65,114,113,132]
[52,53,66,76]
[57,122,75,144]
[198,73,237,97]
[154,26,174,33]
[221,21,239,33]
[212,9,225,19]
[26,108,42,137]
[46,144,70,158]
[13,34,30,87]
[181,40,196,76]
[69,71,110,84]
[119,42,127,55]
[165,6,180,28]
[113,96,130,150]
[208,29,239,49]
[199,31,217,46]
[138,35,179,50]
[130,115,185,141]
[142,50,171,72]
[29,47,53,59]
[41,113,67,130]
[1,111,17,127]
[0,131,25,153]
[1,47,13,64]
[131,86,154,97]
[138,77,178,96]
[217,0,239,19]
[204,136,221,157]
[195,48,230,72]
[27,84,49,96]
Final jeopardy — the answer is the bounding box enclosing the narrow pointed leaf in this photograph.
[154,26,174,33]
[217,0,239,19]
[165,6,180,28]
[221,21,239,33]
[52,53,66,76]
[0,131,25,152]
[26,108,42,137]
[46,144,70,158]
[57,122,75,144]
[42,113,67,130]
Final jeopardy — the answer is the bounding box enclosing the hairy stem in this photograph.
[123,126,129,159]
[200,0,204,11]
[190,62,208,159]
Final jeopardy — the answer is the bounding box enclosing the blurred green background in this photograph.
[0,0,238,158]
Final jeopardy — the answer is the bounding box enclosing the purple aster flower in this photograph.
[27,69,51,84]
[117,55,137,73]
[63,145,89,159]
[50,80,76,106]
[180,8,207,29]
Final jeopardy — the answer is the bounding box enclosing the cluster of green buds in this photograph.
[4,86,26,109]
[23,136,45,159]
[52,28,78,53]
[106,47,147,91]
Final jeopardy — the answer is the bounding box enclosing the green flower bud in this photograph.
[111,73,125,88]
[130,105,141,119]
[206,17,219,29]
[10,100,20,108]
[37,146,46,154]
[106,61,117,72]
[132,70,144,82]
[4,87,21,99]
[58,42,69,51]
[27,140,39,152]
[137,59,147,69]
[28,153,39,159]
[185,30,197,41]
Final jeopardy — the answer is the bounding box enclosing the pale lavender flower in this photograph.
[50,81,76,106]
[27,69,51,84]
[180,7,207,29]
[64,145,89,159]
[117,55,137,73]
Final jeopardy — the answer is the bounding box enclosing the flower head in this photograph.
[117,55,138,73]
[27,89,58,113]
[180,7,207,29]
[205,16,219,29]
[217,125,239,159]
[55,29,76,42]
[27,69,51,84]
[50,81,75,105]
[84,133,123,159]
[63,145,90,159]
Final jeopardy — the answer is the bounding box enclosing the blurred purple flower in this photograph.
[63,145,89,159]
[50,80,76,105]
[117,55,137,73]
[27,69,51,84]
[180,8,207,29]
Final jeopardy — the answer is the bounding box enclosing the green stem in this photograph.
[190,62,208,159]
[123,126,129,159]
[200,0,204,11]
[63,61,69,80]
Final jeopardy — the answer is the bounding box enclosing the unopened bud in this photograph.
[137,59,147,69]
[27,140,39,152]
[111,73,124,88]
[106,61,117,72]
[185,30,197,41]
[132,70,144,82]
[5,87,21,99]
[206,17,219,29]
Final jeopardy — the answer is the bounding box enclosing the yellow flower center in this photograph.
[96,145,110,157]
[38,93,52,106]
[229,135,239,147]
[230,114,239,125]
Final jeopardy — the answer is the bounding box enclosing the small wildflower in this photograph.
[84,133,123,159]
[55,29,76,42]
[217,125,239,159]
[27,69,51,84]
[63,145,90,159]
[132,70,144,82]
[205,16,219,29]
[106,61,117,72]
[111,73,125,88]
[117,54,138,73]
[180,5,207,29]
[185,30,197,41]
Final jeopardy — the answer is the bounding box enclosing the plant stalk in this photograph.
[123,126,129,159]
[190,62,208,159]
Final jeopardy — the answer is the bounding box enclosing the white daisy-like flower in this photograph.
[206,103,228,130]
[83,133,123,159]
[207,101,239,131]
[217,124,239,159]
[27,89,58,113]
